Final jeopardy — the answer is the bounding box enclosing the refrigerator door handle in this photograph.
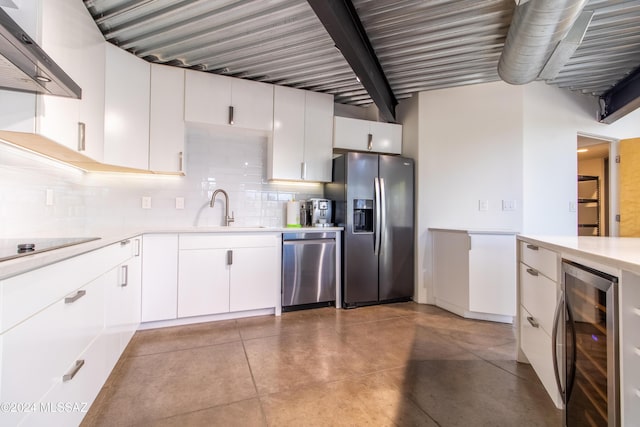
[374,177,381,255]
[379,177,386,252]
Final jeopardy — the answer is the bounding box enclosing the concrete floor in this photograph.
[82,303,561,426]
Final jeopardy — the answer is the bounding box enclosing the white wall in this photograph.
[0,129,323,238]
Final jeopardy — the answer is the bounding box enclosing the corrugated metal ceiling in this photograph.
[83,0,640,108]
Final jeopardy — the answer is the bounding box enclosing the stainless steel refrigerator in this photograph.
[326,152,414,308]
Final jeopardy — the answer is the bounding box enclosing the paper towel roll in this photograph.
[286,201,301,227]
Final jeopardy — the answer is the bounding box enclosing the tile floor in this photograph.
[82,303,561,426]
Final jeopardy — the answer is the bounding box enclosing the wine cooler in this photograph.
[555,260,619,426]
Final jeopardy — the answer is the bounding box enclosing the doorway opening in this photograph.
[577,134,615,237]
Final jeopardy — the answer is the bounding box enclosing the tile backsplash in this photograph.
[0,128,324,237]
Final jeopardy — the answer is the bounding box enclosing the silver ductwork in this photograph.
[498,0,588,85]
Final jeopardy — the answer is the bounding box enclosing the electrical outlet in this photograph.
[502,200,516,211]
[569,201,576,212]
[478,200,489,211]
[175,197,185,209]
[142,196,152,209]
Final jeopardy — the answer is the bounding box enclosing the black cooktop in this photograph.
[0,237,101,262]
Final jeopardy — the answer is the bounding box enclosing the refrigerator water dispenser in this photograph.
[353,199,373,233]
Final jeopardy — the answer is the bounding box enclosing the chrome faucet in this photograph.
[210,189,235,226]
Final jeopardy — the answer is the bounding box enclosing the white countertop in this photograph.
[0,226,343,281]
[518,235,640,275]
[430,227,519,235]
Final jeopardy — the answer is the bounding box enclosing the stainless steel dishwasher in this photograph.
[282,232,336,311]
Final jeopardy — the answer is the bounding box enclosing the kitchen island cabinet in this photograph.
[517,235,640,424]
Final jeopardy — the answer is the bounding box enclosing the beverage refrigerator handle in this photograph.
[374,177,381,255]
[552,291,565,398]
[566,298,577,402]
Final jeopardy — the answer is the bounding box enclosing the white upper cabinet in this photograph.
[184,70,273,132]
[149,64,185,173]
[38,0,106,161]
[104,43,150,170]
[270,86,334,182]
[333,116,402,154]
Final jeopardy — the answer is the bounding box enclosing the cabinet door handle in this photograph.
[120,239,131,246]
[121,265,129,287]
[179,151,183,172]
[227,250,233,265]
[526,316,539,328]
[228,106,234,125]
[526,244,539,251]
[63,359,85,382]
[77,122,86,151]
[526,268,539,276]
[301,162,307,180]
[65,289,86,304]
[134,239,141,257]
[367,133,373,151]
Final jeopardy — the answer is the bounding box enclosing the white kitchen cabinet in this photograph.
[105,237,142,368]
[270,86,334,182]
[431,229,516,323]
[517,240,562,408]
[37,0,106,161]
[184,70,274,132]
[0,273,106,427]
[149,64,185,173]
[177,233,280,318]
[333,116,402,154]
[178,248,230,317]
[104,43,151,170]
[141,234,178,322]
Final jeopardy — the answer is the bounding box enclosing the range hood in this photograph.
[0,7,81,98]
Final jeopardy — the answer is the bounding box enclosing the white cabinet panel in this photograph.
[149,64,185,173]
[229,246,279,312]
[104,43,150,170]
[0,275,105,426]
[303,91,334,182]
[520,262,557,334]
[184,70,273,132]
[178,248,230,317]
[333,117,401,155]
[520,306,563,407]
[620,270,640,426]
[520,240,558,280]
[468,233,516,317]
[38,0,105,161]
[141,234,178,322]
[270,86,333,182]
[271,85,305,181]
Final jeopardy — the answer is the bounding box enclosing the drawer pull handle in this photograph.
[526,268,539,277]
[120,239,131,246]
[63,359,85,382]
[526,244,539,251]
[527,316,539,328]
[64,290,86,304]
[121,265,129,287]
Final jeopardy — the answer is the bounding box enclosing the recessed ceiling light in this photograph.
[577,148,588,153]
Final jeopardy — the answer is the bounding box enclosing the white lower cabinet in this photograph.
[141,234,179,322]
[0,274,105,427]
[0,237,142,426]
[177,234,280,318]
